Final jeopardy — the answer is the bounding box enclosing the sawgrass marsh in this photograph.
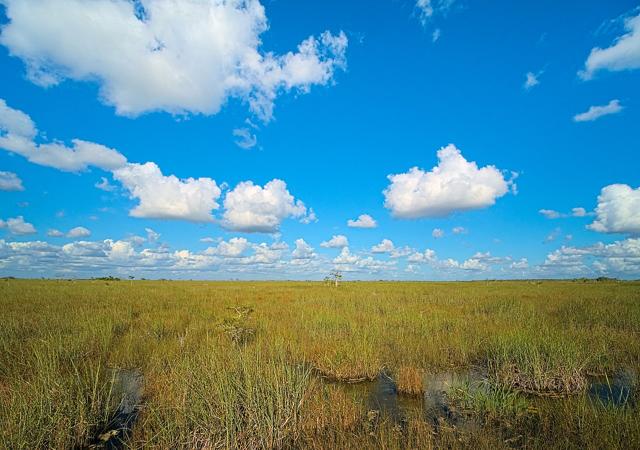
[1,279,639,449]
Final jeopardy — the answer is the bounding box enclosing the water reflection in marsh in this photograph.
[327,367,637,431]
[92,369,144,449]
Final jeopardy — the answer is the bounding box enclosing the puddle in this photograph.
[92,369,144,449]
[588,368,637,407]
[330,369,484,429]
[422,370,485,431]
[324,367,637,436]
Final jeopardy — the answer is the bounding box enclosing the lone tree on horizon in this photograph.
[326,269,343,287]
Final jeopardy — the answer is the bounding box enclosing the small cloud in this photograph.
[95,176,116,192]
[432,228,444,238]
[0,171,24,191]
[573,99,623,122]
[540,207,594,219]
[524,71,542,90]
[47,228,64,237]
[452,226,467,234]
[432,28,441,42]
[320,234,349,248]
[571,207,594,217]
[66,226,91,238]
[233,127,258,150]
[371,239,395,254]
[300,208,318,224]
[145,228,160,242]
[347,214,377,228]
[539,209,563,219]
[0,216,36,235]
[200,237,217,243]
[544,227,561,243]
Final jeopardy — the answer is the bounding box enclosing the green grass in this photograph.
[0,279,639,448]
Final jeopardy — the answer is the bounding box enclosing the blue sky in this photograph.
[0,0,639,280]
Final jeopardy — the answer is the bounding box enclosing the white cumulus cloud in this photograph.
[291,238,316,260]
[66,226,91,238]
[383,144,514,218]
[0,0,347,121]
[347,214,377,228]
[204,237,250,258]
[580,10,640,79]
[0,216,36,235]
[371,239,395,254]
[113,162,221,222]
[222,179,309,232]
[0,99,127,172]
[320,234,349,248]
[0,171,24,191]
[588,184,640,234]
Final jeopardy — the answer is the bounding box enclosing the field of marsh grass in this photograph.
[0,278,639,449]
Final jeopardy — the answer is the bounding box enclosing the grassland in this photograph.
[0,279,639,449]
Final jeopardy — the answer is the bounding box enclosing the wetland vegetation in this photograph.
[0,279,639,449]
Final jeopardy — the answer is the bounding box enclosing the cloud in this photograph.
[580,10,640,79]
[452,226,467,234]
[300,208,318,225]
[47,229,64,237]
[544,227,562,243]
[415,0,455,26]
[204,237,250,258]
[541,238,640,276]
[145,228,160,243]
[510,258,529,270]
[0,98,36,139]
[113,162,221,222]
[347,214,377,228]
[0,0,347,121]
[523,71,541,90]
[66,226,91,238]
[384,144,515,219]
[0,216,36,235]
[432,228,444,238]
[321,234,349,249]
[222,179,310,233]
[0,99,127,172]
[0,171,24,191]
[291,238,316,260]
[573,99,623,122]
[233,127,258,150]
[539,207,594,219]
[588,184,640,234]
[371,239,395,254]
[333,247,395,272]
[571,207,589,217]
[539,209,563,219]
[408,249,437,263]
[95,176,117,192]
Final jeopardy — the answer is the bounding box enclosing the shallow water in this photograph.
[93,369,144,449]
[588,368,637,407]
[328,367,637,432]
